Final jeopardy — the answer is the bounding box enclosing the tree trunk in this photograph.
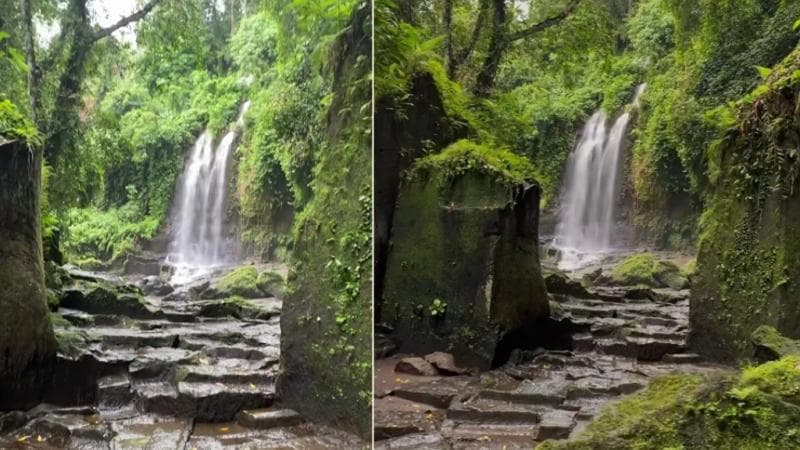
[443,0,454,78]
[474,0,507,96]
[21,0,40,123]
[0,140,57,410]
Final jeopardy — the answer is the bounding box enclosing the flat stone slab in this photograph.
[424,352,469,375]
[536,409,576,440]
[392,378,475,409]
[396,357,439,376]
[375,432,448,449]
[237,408,303,429]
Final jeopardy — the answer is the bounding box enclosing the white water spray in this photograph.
[168,101,251,283]
[554,85,646,270]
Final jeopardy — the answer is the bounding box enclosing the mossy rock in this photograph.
[653,261,690,290]
[198,296,278,321]
[257,271,286,299]
[539,356,800,449]
[610,254,689,289]
[751,325,800,362]
[204,266,263,299]
[55,329,93,359]
[611,253,659,286]
[60,282,161,320]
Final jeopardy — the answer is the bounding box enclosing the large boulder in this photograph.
[751,325,800,362]
[202,266,263,299]
[381,141,549,369]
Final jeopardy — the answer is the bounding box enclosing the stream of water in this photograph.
[167,101,250,283]
[554,85,646,271]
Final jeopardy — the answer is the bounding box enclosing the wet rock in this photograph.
[396,357,438,376]
[0,411,27,433]
[654,261,690,290]
[424,352,469,375]
[663,353,703,364]
[375,432,448,449]
[61,283,162,320]
[480,379,566,406]
[447,399,542,423]
[751,325,800,362]
[197,297,278,321]
[136,381,274,422]
[140,276,174,296]
[110,417,192,450]
[545,273,595,299]
[536,409,576,440]
[123,253,164,277]
[392,378,472,409]
[97,374,132,409]
[237,408,303,429]
[128,347,199,379]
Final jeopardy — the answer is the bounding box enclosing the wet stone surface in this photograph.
[375,277,725,449]
[0,265,363,449]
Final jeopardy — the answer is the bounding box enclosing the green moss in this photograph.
[540,356,800,449]
[257,271,285,298]
[410,139,535,186]
[215,266,262,298]
[751,326,800,361]
[0,99,40,144]
[612,253,658,286]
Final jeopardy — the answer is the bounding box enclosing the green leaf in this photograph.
[793,18,800,31]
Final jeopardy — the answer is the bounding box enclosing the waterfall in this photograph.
[167,101,251,282]
[554,84,646,270]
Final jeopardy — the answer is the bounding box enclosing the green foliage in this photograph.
[0,99,39,144]
[429,298,447,317]
[411,139,536,185]
[63,204,159,262]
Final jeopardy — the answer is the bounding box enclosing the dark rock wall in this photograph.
[382,170,549,369]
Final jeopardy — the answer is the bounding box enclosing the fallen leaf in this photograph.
[219,427,230,432]
[37,435,45,442]
[17,435,31,443]
[250,383,257,390]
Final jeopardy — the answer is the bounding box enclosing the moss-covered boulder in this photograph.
[751,325,800,362]
[691,49,800,361]
[60,281,161,320]
[538,356,800,449]
[256,271,286,299]
[609,254,689,289]
[381,140,549,369]
[203,266,262,299]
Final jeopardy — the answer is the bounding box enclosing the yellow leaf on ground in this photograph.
[17,435,31,442]
[219,427,230,432]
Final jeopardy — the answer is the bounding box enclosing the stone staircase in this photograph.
[374,284,721,449]
[0,267,362,449]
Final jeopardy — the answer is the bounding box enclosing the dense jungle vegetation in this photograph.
[1,0,371,436]
[377,0,800,248]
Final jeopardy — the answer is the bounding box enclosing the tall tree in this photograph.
[473,0,582,95]
[22,0,163,165]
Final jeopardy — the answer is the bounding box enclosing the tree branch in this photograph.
[508,0,582,43]
[90,0,163,43]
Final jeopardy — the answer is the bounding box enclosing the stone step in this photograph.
[128,347,200,379]
[597,337,686,361]
[97,374,132,409]
[177,364,277,385]
[177,337,274,361]
[441,420,538,447]
[237,408,303,429]
[662,353,703,364]
[478,379,568,407]
[374,432,448,450]
[447,399,543,424]
[564,377,645,400]
[536,410,577,440]
[135,380,275,422]
[391,378,475,409]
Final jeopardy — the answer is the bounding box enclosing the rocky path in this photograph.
[374,278,726,449]
[0,265,362,449]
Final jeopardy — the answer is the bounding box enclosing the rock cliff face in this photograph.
[0,139,57,409]
[276,4,372,437]
[381,144,549,369]
[690,50,800,361]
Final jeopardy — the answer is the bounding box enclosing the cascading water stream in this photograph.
[554,85,646,270]
[167,101,251,283]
